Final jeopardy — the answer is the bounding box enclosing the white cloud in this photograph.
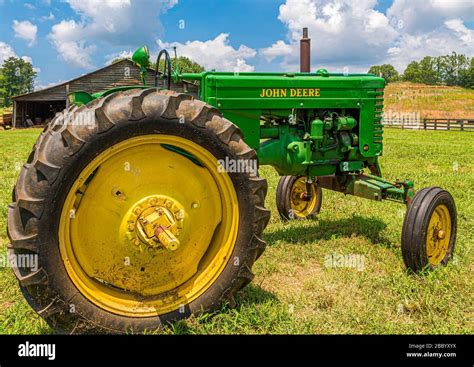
[21,56,33,64]
[0,42,39,74]
[445,18,473,45]
[13,20,38,47]
[104,50,134,65]
[382,0,473,71]
[386,19,474,71]
[40,12,55,21]
[260,0,398,72]
[49,20,96,69]
[48,0,177,69]
[261,40,293,62]
[0,42,16,64]
[261,0,474,73]
[157,33,256,72]
[387,0,473,34]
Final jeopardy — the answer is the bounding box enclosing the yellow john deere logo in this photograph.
[259,88,320,98]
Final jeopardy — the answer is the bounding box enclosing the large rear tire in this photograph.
[7,89,270,333]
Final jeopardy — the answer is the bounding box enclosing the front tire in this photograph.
[401,187,457,272]
[276,175,322,221]
[7,89,270,333]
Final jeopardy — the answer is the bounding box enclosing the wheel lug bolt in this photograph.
[176,209,185,220]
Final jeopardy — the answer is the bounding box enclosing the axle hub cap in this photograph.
[125,195,184,251]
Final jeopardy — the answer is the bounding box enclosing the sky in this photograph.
[0,0,472,90]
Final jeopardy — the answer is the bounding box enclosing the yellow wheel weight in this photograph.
[59,135,239,317]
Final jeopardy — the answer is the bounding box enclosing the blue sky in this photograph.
[0,0,472,90]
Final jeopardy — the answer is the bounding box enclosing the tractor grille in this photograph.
[373,88,384,144]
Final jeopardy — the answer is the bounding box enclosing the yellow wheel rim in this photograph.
[59,135,239,317]
[289,177,318,218]
[426,204,451,266]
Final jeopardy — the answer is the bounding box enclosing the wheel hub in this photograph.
[290,177,318,216]
[126,195,184,251]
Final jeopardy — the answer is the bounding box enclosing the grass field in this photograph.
[384,82,474,119]
[0,128,473,334]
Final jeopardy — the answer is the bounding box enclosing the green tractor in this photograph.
[7,31,456,333]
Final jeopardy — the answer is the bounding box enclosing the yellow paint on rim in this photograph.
[59,135,239,317]
[289,177,318,218]
[426,204,451,266]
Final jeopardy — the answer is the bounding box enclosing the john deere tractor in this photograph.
[7,31,457,333]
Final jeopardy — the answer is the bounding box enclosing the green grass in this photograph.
[0,128,473,334]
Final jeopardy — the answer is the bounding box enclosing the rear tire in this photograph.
[401,187,456,272]
[7,89,270,333]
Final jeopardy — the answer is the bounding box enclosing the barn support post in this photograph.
[66,84,70,109]
[12,100,17,128]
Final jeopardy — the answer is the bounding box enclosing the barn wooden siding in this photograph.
[14,59,157,102]
[12,59,198,127]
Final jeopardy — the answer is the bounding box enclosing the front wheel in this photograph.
[401,187,457,272]
[7,89,270,333]
[276,175,322,221]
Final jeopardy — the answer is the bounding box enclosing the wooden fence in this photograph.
[383,118,474,131]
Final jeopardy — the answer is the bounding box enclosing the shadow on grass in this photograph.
[264,214,396,248]
[168,285,279,334]
[235,283,279,306]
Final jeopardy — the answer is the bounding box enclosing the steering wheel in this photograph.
[155,49,172,89]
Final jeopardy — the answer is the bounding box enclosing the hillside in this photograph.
[384,82,474,119]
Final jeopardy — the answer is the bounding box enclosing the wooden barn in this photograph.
[12,59,158,128]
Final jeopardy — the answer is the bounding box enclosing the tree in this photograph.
[438,52,470,86]
[0,57,37,107]
[153,56,204,74]
[418,56,441,85]
[113,53,204,75]
[402,61,421,83]
[368,64,400,83]
[0,71,6,108]
[402,53,472,87]
[458,58,474,89]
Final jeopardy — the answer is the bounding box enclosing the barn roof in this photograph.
[13,59,156,101]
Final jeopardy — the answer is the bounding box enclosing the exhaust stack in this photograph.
[300,27,311,73]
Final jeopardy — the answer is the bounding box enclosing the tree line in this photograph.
[368,52,474,88]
